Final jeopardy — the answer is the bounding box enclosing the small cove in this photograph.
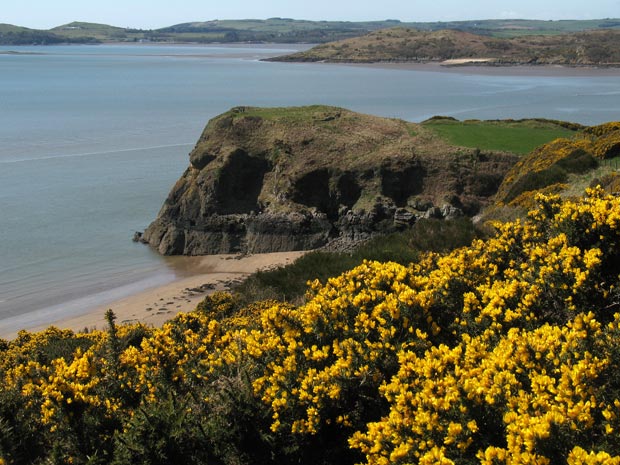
[1,43,619,333]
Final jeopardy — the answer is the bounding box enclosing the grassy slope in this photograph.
[0,24,32,33]
[194,105,423,175]
[0,24,85,45]
[562,154,620,196]
[51,22,143,41]
[422,118,579,154]
[475,122,620,227]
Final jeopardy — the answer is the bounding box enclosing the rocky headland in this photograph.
[142,106,518,255]
[267,28,620,66]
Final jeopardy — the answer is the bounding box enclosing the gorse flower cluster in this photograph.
[2,188,620,465]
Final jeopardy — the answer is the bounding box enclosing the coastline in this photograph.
[0,251,305,340]
[305,60,620,77]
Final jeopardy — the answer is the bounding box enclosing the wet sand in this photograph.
[0,251,305,339]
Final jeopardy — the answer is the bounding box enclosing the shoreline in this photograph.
[325,60,620,77]
[0,251,305,340]
[263,55,620,77]
[8,42,620,76]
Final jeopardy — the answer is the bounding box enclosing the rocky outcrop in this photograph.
[143,106,518,255]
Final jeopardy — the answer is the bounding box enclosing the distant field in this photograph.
[422,119,579,154]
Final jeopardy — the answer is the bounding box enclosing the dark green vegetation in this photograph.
[2,17,620,45]
[233,217,479,304]
[422,117,582,154]
[272,27,620,65]
[50,22,143,41]
[0,23,99,45]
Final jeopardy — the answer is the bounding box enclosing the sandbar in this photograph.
[331,61,620,77]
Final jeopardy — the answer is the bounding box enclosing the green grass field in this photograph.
[422,119,578,154]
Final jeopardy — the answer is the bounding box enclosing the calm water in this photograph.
[1,43,620,335]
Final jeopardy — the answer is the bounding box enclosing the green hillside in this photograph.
[405,18,620,37]
[0,23,97,45]
[2,17,620,45]
[51,22,145,41]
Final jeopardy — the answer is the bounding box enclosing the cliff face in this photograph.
[143,106,517,255]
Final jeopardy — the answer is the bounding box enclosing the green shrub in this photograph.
[504,149,598,203]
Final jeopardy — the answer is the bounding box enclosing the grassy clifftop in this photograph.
[421,117,581,154]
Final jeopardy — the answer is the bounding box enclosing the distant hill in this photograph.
[402,18,620,38]
[153,18,403,43]
[0,23,99,45]
[269,27,620,65]
[51,22,142,41]
[1,18,620,45]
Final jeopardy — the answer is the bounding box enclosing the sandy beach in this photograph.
[1,251,305,340]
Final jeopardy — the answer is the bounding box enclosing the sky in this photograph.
[3,0,620,30]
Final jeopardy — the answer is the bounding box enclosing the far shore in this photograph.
[0,251,306,340]
[329,60,620,77]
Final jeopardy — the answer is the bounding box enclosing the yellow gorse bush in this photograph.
[2,187,620,464]
[495,123,620,207]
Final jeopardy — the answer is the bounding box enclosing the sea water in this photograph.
[1,43,619,334]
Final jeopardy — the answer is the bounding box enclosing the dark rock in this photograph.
[393,208,417,226]
[423,206,443,219]
[440,204,463,220]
